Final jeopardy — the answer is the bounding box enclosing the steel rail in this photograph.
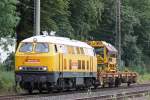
[76,90,150,100]
[0,83,150,100]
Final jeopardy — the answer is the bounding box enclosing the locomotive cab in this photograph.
[15,42,52,71]
[15,41,55,93]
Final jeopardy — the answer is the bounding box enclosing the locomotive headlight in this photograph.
[19,66,23,70]
[42,66,47,71]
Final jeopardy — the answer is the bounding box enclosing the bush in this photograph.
[0,71,15,93]
[0,63,5,71]
[138,73,150,83]
[127,66,147,75]
[3,53,15,71]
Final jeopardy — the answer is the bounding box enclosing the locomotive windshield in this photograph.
[19,42,49,53]
[95,47,104,58]
[19,43,33,52]
[35,43,49,53]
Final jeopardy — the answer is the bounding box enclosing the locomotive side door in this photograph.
[56,45,64,74]
[57,45,68,78]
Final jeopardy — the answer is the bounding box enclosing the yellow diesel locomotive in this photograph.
[15,35,98,93]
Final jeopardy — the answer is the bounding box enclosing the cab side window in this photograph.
[57,45,67,54]
[62,45,67,54]
[67,46,72,54]
[72,47,75,54]
[67,46,75,54]
[83,48,88,55]
[76,47,80,54]
[87,49,94,56]
[80,47,84,54]
[74,47,77,54]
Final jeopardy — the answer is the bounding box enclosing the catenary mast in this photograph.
[115,0,121,67]
[35,0,40,35]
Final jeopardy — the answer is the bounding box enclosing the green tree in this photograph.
[41,0,73,37]
[16,0,150,70]
[0,0,19,38]
[17,0,73,43]
[91,0,116,43]
[16,0,34,44]
[69,0,103,40]
[122,34,142,67]
[123,0,150,68]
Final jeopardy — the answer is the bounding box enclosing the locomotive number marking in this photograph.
[25,59,40,63]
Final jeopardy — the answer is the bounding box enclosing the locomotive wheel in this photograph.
[75,85,85,91]
[38,83,43,93]
[93,83,97,89]
[28,88,33,94]
[92,79,99,89]
[66,79,74,90]
[85,79,92,88]
[46,82,52,93]
[38,88,43,93]
[108,83,113,88]
[102,83,105,88]
[39,88,43,93]
[57,78,65,91]
[27,85,33,94]
[25,82,33,94]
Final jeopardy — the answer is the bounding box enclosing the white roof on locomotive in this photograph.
[21,35,93,49]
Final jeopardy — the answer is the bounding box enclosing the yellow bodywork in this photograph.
[15,42,97,73]
[87,41,117,73]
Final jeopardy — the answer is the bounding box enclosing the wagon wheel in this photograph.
[127,82,131,87]
[115,78,121,87]
[127,79,131,87]
[108,78,114,88]
[108,82,113,88]
[102,84,105,88]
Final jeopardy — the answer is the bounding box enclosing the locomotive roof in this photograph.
[21,35,93,49]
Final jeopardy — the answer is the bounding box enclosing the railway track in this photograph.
[77,90,150,100]
[0,83,150,100]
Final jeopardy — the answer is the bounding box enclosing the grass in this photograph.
[0,71,16,95]
[138,73,150,84]
[0,70,149,95]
